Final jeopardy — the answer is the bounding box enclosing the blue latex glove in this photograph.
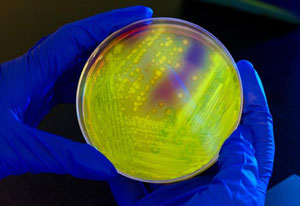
[0,6,153,180]
[108,60,275,206]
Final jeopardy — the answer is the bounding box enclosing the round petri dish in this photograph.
[76,18,243,183]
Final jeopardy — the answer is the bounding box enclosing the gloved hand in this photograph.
[108,60,275,206]
[0,6,153,180]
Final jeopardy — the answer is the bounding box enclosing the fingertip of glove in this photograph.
[237,60,254,70]
[145,7,154,18]
[236,60,261,82]
[105,165,119,180]
[129,6,153,18]
[70,142,118,179]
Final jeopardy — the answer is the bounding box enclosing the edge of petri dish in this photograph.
[76,17,244,184]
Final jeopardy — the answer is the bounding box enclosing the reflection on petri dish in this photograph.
[76,18,243,183]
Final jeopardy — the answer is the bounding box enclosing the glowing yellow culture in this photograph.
[77,18,243,183]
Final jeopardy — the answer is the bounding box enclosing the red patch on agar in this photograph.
[152,79,176,103]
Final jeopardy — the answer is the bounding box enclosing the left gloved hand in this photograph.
[0,6,153,180]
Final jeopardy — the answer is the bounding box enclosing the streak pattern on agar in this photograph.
[78,19,242,183]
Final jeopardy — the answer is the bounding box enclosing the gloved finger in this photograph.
[184,126,259,205]
[108,175,149,206]
[52,6,153,103]
[0,115,117,180]
[0,6,153,107]
[236,60,274,198]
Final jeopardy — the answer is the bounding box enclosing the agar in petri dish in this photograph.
[76,18,243,183]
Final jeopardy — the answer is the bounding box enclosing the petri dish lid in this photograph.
[76,17,243,183]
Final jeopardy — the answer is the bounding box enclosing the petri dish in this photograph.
[76,18,243,183]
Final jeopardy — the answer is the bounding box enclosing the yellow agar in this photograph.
[80,23,242,182]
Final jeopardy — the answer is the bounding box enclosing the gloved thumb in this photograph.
[0,114,117,180]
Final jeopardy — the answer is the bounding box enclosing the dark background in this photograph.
[1,0,300,205]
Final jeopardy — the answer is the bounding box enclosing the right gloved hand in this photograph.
[108,60,275,206]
